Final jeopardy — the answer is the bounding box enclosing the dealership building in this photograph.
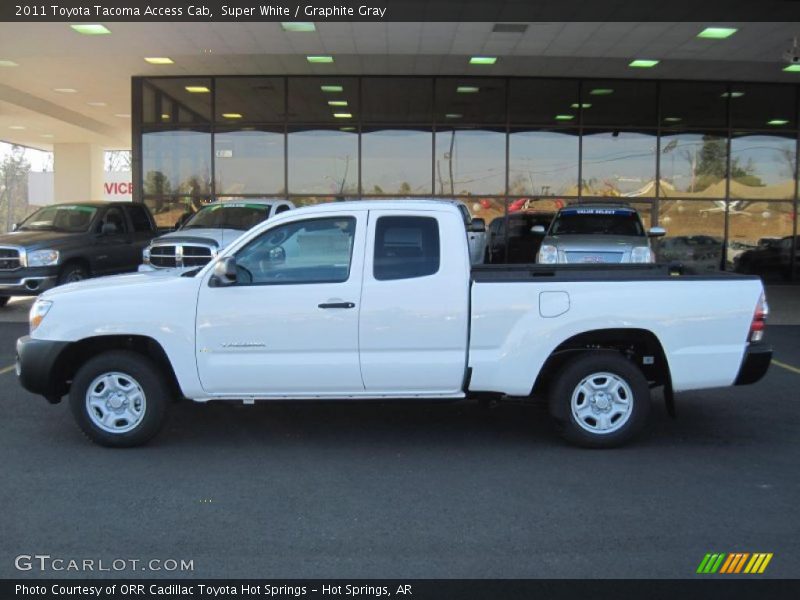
[1,21,798,276]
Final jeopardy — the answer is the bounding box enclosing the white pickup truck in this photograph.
[16,200,771,449]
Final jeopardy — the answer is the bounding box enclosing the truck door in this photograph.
[195,210,367,396]
[92,206,133,274]
[359,209,470,394]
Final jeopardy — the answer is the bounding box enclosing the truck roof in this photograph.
[207,198,292,206]
[560,202,635,212]
[286,199,464,215]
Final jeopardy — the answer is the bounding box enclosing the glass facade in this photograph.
[133,76,800,278]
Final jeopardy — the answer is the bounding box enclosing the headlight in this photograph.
[26,249,59,267]
[29,299,52,333]
[631,246,654,263]
[142,246,151,264]
[537,244,558,264]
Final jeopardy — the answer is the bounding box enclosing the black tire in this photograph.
[69,350,171,447]
[0,296,9,308]
[548,351,651,449]
[57,261,89,285]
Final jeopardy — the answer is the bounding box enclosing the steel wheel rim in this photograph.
[85,371,147,434]
[570,371,633,435]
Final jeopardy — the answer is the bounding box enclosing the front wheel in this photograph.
[69,350,171,447]
[549,351,651,448]
[58,262,89,285]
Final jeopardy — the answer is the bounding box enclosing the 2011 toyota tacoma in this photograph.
[16,200,772,448]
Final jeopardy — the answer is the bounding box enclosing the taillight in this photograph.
[749,292,769,343]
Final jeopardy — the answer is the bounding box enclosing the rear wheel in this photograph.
[69,350,171,447]
[549,351,650,448]
[58,262,89,285]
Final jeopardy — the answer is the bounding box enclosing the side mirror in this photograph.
[212,256,237,286]
[267,246,286,265]
[101,222,118,235]
[648,226,666,238]
[11,223,18,232]
[469,218,486,233]
[531,225,546,235]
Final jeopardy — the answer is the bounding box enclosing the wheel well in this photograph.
[531,328,671,396]
[50,335,182,400]
[59,257,91,275]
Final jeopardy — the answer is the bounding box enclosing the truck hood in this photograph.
[153,228,244,248]
[0,230,81,248]
[545,234,648,251]
[42,269,191,299]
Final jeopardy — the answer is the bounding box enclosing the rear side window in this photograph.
[127,204,152,232]
[374,216,440,281]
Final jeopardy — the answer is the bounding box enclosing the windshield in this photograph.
[18,205,97,233]
[550,208,644,237]
[182,204,271,231]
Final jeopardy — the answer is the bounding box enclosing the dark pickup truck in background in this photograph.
[0,202,158,307]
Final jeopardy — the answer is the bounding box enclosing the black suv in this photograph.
[0,202,158,307]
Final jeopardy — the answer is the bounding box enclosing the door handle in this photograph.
[318,302,355,309]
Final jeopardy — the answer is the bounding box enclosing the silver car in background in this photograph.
[536,203,664,264]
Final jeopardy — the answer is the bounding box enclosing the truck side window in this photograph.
[234,217,356,285]
[127,205,152,232]
[373,216,440,281]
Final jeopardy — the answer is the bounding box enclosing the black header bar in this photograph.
[2,0,800,22]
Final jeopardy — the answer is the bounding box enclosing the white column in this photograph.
[53,143,105,202]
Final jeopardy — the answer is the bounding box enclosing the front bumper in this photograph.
[734,344,772,385]
[16,335,71,402]
[0,267,58,296]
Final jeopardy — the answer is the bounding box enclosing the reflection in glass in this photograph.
[508,79,580,125]
[144,78,212,123]
[288,129,358,195]
[362,78,433,122]
[659,82,728,129]
[659,134,726,198]
[287,78,359,124]
[729,202,795,280]
[581,81,657,127]
[435,78,506,124]
[362,129,432,194]
[214,130,285,194]
[730,135,797,200]
[656,201,725,272]
[143,130,212,196]
[730,84,796,130]
[144,196,207,229]
[581,132,657,196]
[509,130,579,196]
[215,78,285,122]
[434,129,505,196]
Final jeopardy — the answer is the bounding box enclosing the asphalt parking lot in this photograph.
[0,312,798,579]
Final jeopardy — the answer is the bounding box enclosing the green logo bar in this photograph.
[698,553,727,573]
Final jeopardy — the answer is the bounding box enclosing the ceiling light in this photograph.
[87,101,107,107]
[629,59,659,68]
[340,127,356,132]
[114,113,131,118]
[8,125,25,130]
[555,114,575,121]
[664,117,682,122]
[161,114,171,120]
[281,22,316,32]
[222,113,243,119]
[40,134,55,138]
[469,56,497,65]
[70,24,111,35]
[145,57,174,65]
[328,100,348,107]
[697,27,737,39]
[307,55,333,63]
[333,112,352,118]
[53,88,78,93]
[571,103,591,109]
[457,86,480,93]
[321,85,343,93]
[445,113,462,119]
[185,86,210,93]
[783,65,800,73]
[0,60,18,67]
[721,91,745,98]
[767,119,789,126]
[589,88,614,96]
